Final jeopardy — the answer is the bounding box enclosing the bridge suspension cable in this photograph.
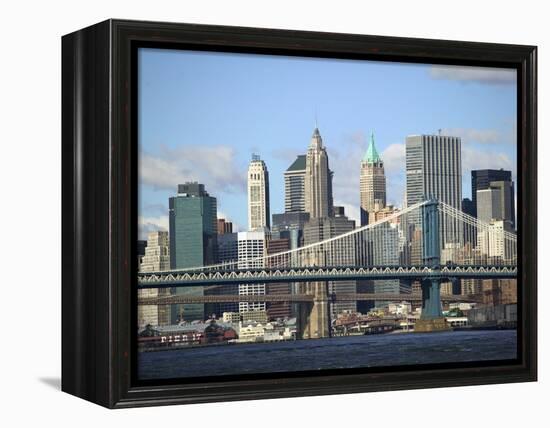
[141,199,517,276]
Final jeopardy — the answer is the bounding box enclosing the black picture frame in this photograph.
[61,19,537,408]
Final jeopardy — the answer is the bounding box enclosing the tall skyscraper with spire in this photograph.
[304,128,333,218]
[360,133,387,226]
[302,127,356,323]
[247,154,270,231]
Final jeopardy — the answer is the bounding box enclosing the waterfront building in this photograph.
[360,133,387,225]
[482,279,517,306]
[235,323,265,343]
[304,128,333,219]
[284,155,306,213]
[240,310,269,324]
[217,218,233,235]
[138,231,171,327]
[461,278,482,296]
[169,182,217,322]
[406,134,462,209]
[238,231,268,313]
[222,311,241,324]
[222,310,270,325]
[440,282,454,295]
[471,169,514,222]
[387,301,412,316]
[247,154,270,231]
[235,322,292,343]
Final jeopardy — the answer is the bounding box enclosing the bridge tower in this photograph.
[297,282,331,339]
[415,199,450,332]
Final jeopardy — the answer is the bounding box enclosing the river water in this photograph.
[138,329,517,380]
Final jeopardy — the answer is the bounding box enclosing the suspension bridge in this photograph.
[138,199,517,337]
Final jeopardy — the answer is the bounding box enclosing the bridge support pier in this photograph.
[297,282,331,339]
[415,278,450,333]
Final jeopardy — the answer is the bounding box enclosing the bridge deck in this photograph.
[138,293,482,305]
[137,265,517,288]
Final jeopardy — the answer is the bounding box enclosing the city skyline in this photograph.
[138,48,517,238]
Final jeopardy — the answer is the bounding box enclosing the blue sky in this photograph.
[138,48,517,239]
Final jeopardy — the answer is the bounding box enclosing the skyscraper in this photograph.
[476,179,515,225]
[272,212,310,249]
[477,219,514,260]
[169,182,217,322]
[489,180,515,227]
[271,211,310,319]
[266,238,292,320]
[213,232,239,314]
[217,218,233,235]
[461,198,475,217]
[305,128,333,219]
[370,223,410,307]
[301,128,355,324]
[406,134,462,209]
[138,231,171,328]
[284,155,306,213]
[360,132,386,226]
[476,187,503,224]
[247,154,270,231]
[303,207,357,317]
[237,231,267,313]
[471,169,513,220]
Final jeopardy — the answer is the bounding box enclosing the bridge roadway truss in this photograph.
[137,265,517,288]
[137,292,483,305]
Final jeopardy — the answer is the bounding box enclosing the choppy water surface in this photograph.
[138,329,517,380]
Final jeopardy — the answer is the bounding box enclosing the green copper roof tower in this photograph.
[360,131,386,226]
[363,132,381,163]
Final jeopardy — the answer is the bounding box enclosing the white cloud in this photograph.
[430,65,516,85]
[380,143,406,207]
[138,215,169,241]
[329,140,362,209]
[329,134,515,210]
[441,128,501,145]
[139,144,246,194]
[461,146,516,178]
[381,143,405,175]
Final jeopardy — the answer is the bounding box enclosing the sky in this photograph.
[138,48,517,240]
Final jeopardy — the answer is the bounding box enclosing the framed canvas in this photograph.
[61,19,537,408]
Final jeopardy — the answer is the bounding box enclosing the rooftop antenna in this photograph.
[314,107,319,129]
